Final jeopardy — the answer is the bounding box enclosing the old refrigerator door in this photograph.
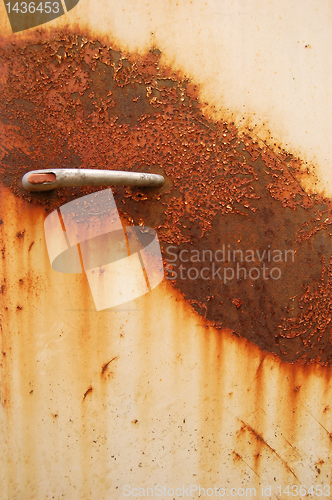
[1,1,332,499]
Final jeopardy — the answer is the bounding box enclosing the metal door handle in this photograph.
[22,169,165,191]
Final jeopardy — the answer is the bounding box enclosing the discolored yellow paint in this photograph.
[0,187,332,498]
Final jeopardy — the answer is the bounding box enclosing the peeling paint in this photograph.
[1,33,332,363]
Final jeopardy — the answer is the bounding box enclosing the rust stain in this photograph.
[232,451,260,479]
[0,30,331,365]
[300,402,332,440]
[83,386,93,400]
[27,172,56,184]
[239,420,298,479]
[0,180,331,492]
[101,356,118,375]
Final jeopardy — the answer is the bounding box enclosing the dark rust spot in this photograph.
[83,386,93,400]
[231,298,242,309]
[16,230,25,239]
[101,356,118,374]
[1,31,332,364]
[16,305,22,310]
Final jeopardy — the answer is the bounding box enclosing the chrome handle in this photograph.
[22,169,165,192]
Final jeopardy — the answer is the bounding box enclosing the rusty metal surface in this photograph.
[1,33,332,364]
[0,2,332,499]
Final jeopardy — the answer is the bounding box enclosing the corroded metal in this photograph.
[1,33,332,364]
[0,3,332,500]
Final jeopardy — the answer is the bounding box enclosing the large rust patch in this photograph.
[1,32,332,364]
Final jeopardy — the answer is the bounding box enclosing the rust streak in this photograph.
[101,356,118,375]
[232,451,260,479]
[240,420,298,479]
[250,355,267,385]
[299,403,332,439]
[83,386,93,400]
[282,436,316,473]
